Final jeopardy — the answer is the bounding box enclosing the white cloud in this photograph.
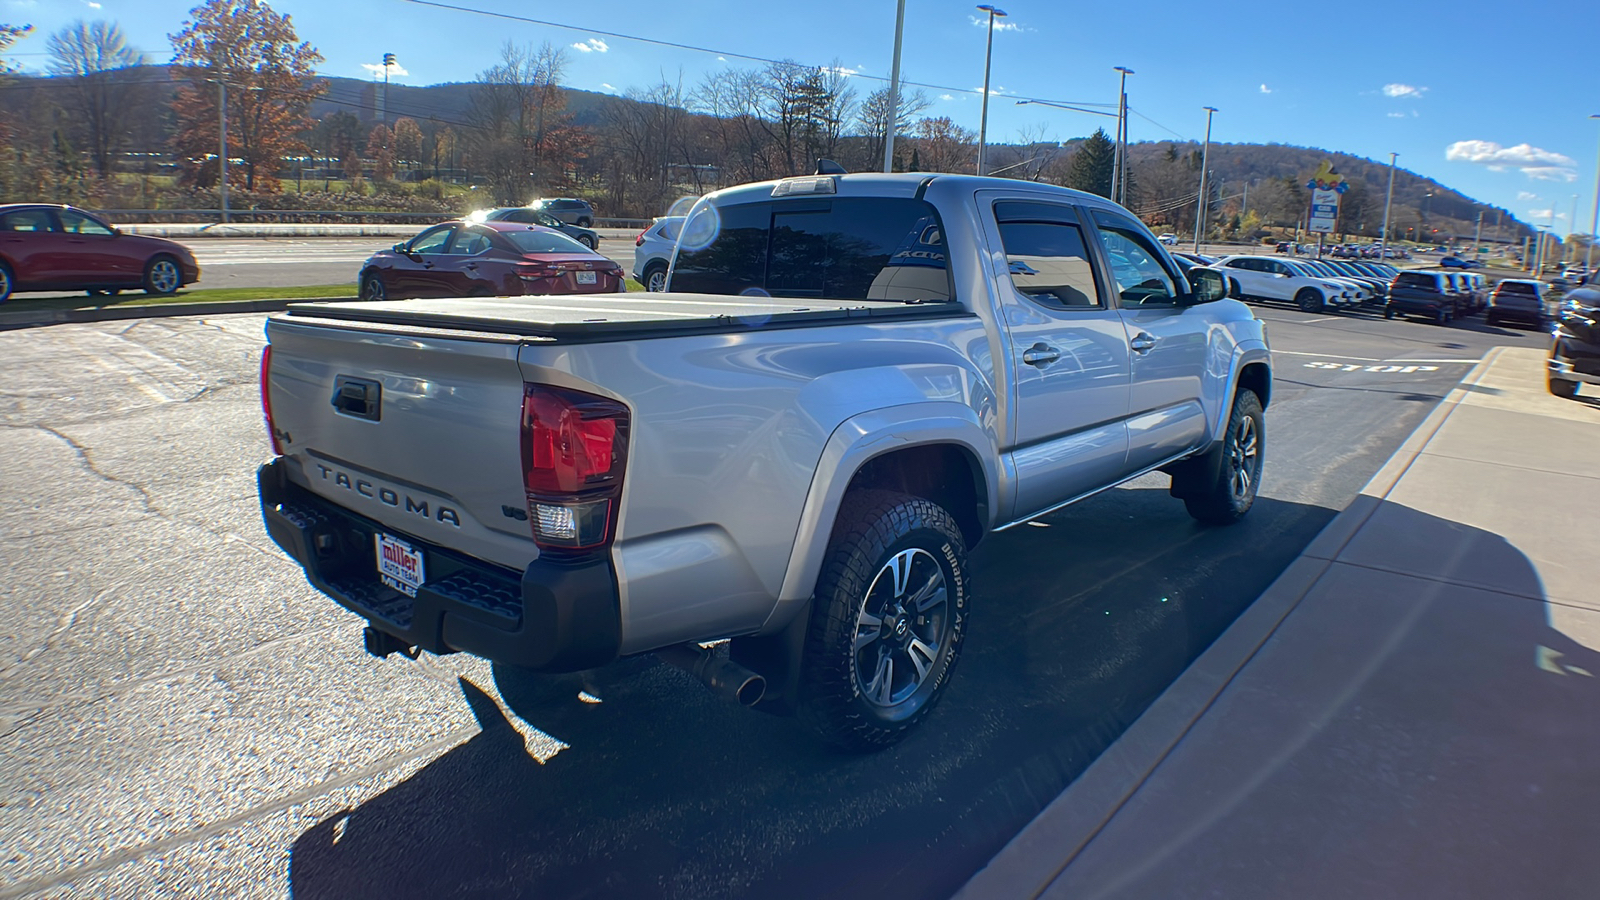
[600,83,616,92]
[716,56,726,62]
[1528,208,1565,220]
[1382,83,1427,98]
[939,94,955,101]
[822,66,860,77]
[1259,84,1271,94]
[83,0,102,7]
[972,86,1007,96]
[1518,191,1539,201]
[361,61,409,78]
[968,14,1021,31]
[1387,112,1406,118]
[571,38,608,53]
[6,1,39,8]
[1447,140,1578,181]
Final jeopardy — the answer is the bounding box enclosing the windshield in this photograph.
[500,229,592,254]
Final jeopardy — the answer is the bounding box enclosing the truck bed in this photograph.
[288,293,965,340]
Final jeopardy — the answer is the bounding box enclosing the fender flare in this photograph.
[759,401,999,634]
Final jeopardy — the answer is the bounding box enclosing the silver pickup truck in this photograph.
[258,171,1272,751]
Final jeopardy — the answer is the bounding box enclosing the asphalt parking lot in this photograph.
[0,302,1552,898]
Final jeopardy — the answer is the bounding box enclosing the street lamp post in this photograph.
[1587,114,1600,274]
[1379,152,1397,255]
[882,0,907,173]
[1193,106,1217,254]
[974,5,1007,176]
[1112,66,1133,204]
[381,52,396,127]
[217,79,228,224]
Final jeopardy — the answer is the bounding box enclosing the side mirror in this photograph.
[1186,267,1228,304]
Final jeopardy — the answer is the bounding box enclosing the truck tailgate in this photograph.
[265,316,537,571]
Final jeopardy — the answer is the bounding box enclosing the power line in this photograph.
[1128,107,1191,142]
[399,0,1118,109]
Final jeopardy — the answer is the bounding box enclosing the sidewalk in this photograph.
[958,346,1600,900]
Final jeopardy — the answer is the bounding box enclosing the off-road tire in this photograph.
[1184,390,1265,525]
[797,489,969,752]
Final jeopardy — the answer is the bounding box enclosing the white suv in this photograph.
[1216,254,1361,313]
[632,216,684,291]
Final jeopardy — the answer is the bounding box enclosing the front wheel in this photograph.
[0,262,12,303]
[142,255,181,295]
[1295,288,1323,313]
[1383,305,1396,320]
[360,272,387,302]
[1183,390,1265,525]
[797,490,969,752]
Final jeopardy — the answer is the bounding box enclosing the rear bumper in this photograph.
[258,458,621,671]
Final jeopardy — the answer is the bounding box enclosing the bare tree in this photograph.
[46,20,148,178]
[693,67,777,184]
[855,86,929,171]
[909,116,975,174]
[463,40,572,204]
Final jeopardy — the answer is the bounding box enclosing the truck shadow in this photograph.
[286,495,1591,900]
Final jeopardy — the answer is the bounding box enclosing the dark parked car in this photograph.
[470,207,600,249]
[358,220,623,301]
[1486,279,1551,328]
[1549,287,1600,398]
[0,203,200,302]
[1385,270,1458,324]
[531,197,595,228]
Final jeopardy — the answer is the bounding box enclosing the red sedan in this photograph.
[358,220,624,301]
[0,204,201,303]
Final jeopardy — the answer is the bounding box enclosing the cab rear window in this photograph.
[1395,272,1439,289]
[671,197,951,303]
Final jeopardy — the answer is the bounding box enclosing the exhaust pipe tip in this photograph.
[658,643,766,707]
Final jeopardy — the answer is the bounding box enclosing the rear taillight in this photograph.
[260,345,282,455]
[634,230,647,247]
[520,384,630,551]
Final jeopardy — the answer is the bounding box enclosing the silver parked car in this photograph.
[469,207,599,249]
[531,197,595,228]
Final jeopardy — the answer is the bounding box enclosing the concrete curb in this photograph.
[0,297,355,331]
[953,347,1507,900]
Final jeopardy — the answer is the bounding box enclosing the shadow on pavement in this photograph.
[1052,499,1600,900]
[286,493,1341,900]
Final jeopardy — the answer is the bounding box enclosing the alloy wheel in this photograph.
[853,547,949,708]
[149,259,179,293]
[1229,414,1260,503]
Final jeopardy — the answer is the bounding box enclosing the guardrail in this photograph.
[90,209,655,229]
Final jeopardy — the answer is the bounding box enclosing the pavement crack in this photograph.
[0,585,116,683]
[33,425,160,517]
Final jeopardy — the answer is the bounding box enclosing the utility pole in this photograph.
[217,80,228,224]
[1472,211,1483,260]
[883,0,906,173]
[1588,115,1600,274]
[974,5,1006,176]
[1378,152,1397,255]
[1568,193,1579,265]
[1112,66,1132,205]
[1241,180,1249,218]
[1193,106,1216,254]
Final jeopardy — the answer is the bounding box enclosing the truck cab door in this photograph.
[980,195,1131,521]
[1086,210,1212,472]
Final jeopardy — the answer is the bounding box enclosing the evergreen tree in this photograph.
[1064,128,1115,198]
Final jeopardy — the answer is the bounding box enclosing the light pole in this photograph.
[1112,66,1133,204]
[217,79,228,224]
[883,0,906,173]
[1587,114,1600,274]
[381,52,396,127]
[1379,152,1397,255]
[1193,106,1216,254]
[974,4,1006,176]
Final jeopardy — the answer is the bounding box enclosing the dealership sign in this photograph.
[1306,161,1350,235]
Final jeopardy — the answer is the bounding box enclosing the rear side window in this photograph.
[671,197,951,302]
[1499,282,1535,295]
[994,202,1101,308]
[1,209,56,232]
[1395,272,1437,289]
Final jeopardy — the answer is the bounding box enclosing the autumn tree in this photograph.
[1064,128,1115,198]
[392,116,422,175]
[366,123,394,182]
[425,123,455,180]
[169,0,324,191]
[46,20,149,178]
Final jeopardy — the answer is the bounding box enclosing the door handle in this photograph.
[1130,332,1157,353]
[1021,343,1060,367]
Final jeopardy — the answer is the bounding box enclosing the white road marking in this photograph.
[1383,358,1484,364]
[1304,362,1439,374]
[1273,349,1380,362]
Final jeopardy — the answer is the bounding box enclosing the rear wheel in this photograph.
[1485,311,1498,326]
[0,262,12,304]
[576,217,592,228]
[1183,390,1265,525]
[643,262,668,292]
[1549,376,1579,399]
[1383,305,1396,320]
[1295,288,1323,313]
[797,489,969,752]
[142,255,181,295]
[360,272,387,302]
[577,234,596,250]
[1433,307,1450,326]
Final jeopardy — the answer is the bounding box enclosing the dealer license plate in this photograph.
[375,532,425,597]
[576,270,597,285]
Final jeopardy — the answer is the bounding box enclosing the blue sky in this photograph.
[7,0,1595,233]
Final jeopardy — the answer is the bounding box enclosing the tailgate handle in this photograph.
[332,376,381,421]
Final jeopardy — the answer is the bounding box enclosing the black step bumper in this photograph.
[258,458,620,672]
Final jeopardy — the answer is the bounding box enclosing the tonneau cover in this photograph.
[286,293,962,339]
